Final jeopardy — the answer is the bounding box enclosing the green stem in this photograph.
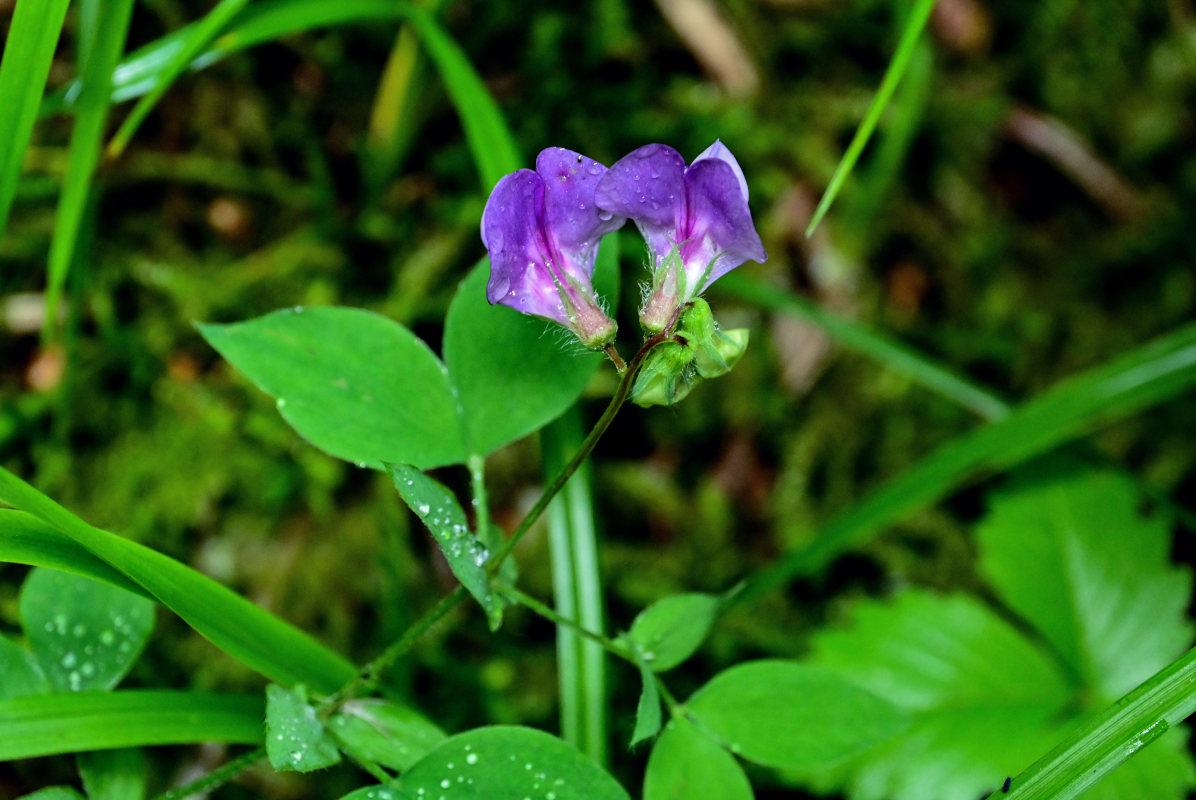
[468,454,493,548]
[497,581,630,662]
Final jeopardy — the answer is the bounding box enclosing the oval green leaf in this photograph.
[329,698,446,772]
[643,718,753,800]
[686,660,907,771]
[199,306,468,469]
[265,683,342,773]
[398,726,631,800]
[19,568,154,692]
[0,634,49,699]
[626,592,722,673]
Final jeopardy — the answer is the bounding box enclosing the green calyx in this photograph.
[632,299,750,407]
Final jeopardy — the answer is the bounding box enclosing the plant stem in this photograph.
[497,581,630,662]
[151,746,265,800]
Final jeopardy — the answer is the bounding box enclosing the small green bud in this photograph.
[693,327,749,379]
[632,341,700,407]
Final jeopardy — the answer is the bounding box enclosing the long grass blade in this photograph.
[740,322,1196,602]
[106,0,251,158]
[805,0,936,236]
[990,644,1196,799]
[715,273,1011,421]
[0,0,72,239]
[0,468,356,693]
[44,0,137,344]
[0,691,263,760]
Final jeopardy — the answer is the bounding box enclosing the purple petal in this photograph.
[692,139,749,202]
[481,170,572,326]
[595,144,688,264]
[535,148,625,275]
[683,157,767,290]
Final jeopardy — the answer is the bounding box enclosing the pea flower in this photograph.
[594,141,767,332]
[481,148,625,349]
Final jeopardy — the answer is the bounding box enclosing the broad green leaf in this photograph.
[265,684,342,773]
[630,661,662,748]
[643,718,753,800]
[200,307,467,469]
[625,593,721,673]
[336,787,403,800]
[15,789,86,800]
[0,509,150,599]
[78,749,147,800]
[686,661,907,772]
[19,568,154,692]
[397,726,631,800]
[386,463,502,629]
[0,0,71,237]
[0,635,49,699]
[443,241,619,458]
[0,468,357,694]
[803,592,1074,800]
[0,690,263,760]
[744,321,1196,602]
[329,698,447,773]
[977,465,1193,700]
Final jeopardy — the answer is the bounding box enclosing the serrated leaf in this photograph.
[265,684,342,773]
[0,634,49,699]
[977,465,1193,700]
[686,660,907,772]
[643,718,754,800]
[199,307,468,470]
[802,591,1075,800]
[328,698,446,772]
[397,726,631,799]
[19,568,154,692]
[631,661,662,748]
[625,593,721,673]
[385,463,502,630]
[442,241,618,457]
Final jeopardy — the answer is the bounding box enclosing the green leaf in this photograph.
[385,463,502,629]
[78,749,147,800]
[686,661,907,772]
[0,635,49,699]
[19,568,154,692]
[199,307,467,469]
[328,698,447,773]
[630,661,662,748]
[803,591,1075,800]
[0,690,263,760]
[744,321,1196,601]
[977,465,1193,700]
[397,726,631,799]
[0,468,357,695]
[265,684,342,773]
[336,786,403,800]
[643,718,754,800]
[0,0,71,238]
[625,593,721,673]
[442,242,619,457]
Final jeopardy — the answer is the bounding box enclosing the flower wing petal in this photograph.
[685,157,767,290]
[692,139,749,202]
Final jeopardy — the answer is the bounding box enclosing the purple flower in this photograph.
[594,141,766,332]
[481,148,625,349]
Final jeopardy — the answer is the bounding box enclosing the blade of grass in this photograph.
[0,467,356,693]
[0,691,263,760]
[0,0,72,239]
[44,0,137,344]
[106,0,251,158]
[805,0,936,236]
[543,409,609,766]
[989,644,1196,800]
[0,509,152,599]
[715,273,1011,421]
[739,321,1196,602]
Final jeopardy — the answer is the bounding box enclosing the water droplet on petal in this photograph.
[588,165,602,176]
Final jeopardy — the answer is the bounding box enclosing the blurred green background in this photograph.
[2,0,1195,796]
